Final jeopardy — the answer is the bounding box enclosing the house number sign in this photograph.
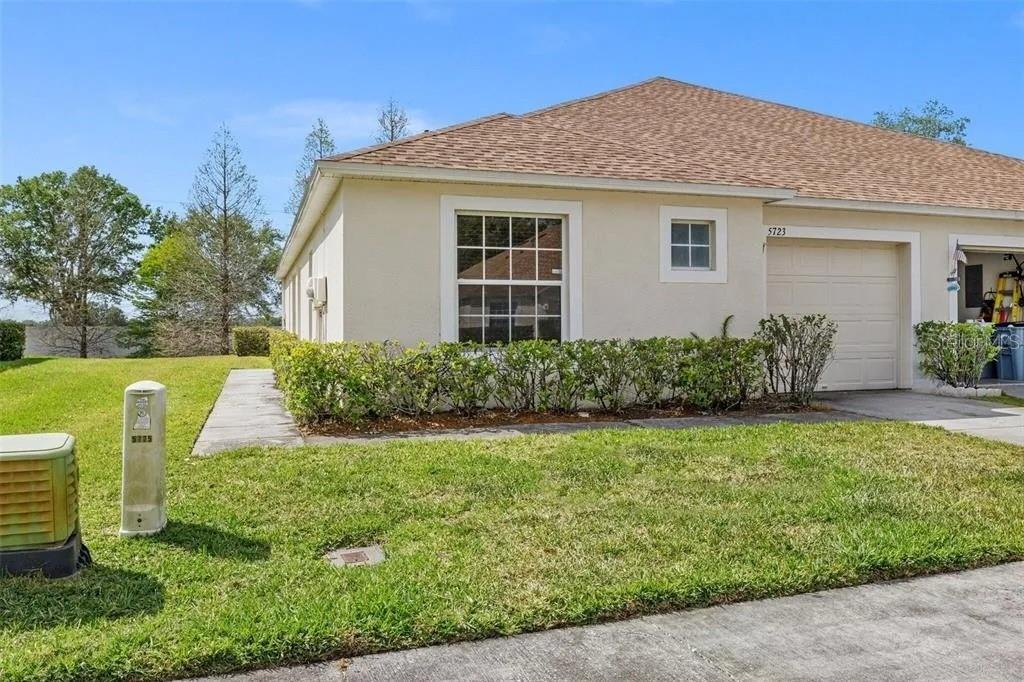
[766,226,787,237]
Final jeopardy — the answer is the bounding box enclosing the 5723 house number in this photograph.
[766,226,787,236]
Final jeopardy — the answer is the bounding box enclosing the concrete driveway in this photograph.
[819,390,1024,445]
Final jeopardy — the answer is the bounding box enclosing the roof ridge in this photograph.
[521,76,667,118]
[326,112,514,162]
[522,116,782,189]
[648,76,1024,167]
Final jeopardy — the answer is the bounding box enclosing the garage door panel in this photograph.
[767,239,900,391]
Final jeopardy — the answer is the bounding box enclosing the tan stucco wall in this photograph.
[339,178,767,344]
[281,178,1024,363]
[281,184,345,341]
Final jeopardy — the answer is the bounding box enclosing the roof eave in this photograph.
[317,160,797,200]
[275,166,341,280]
[773,196,1024,221]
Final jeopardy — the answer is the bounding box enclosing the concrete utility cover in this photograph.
[325,544,385,568]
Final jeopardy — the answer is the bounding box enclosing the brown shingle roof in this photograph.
[328,77,1024,212]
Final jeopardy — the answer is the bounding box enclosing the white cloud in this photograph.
[232,99,434,146]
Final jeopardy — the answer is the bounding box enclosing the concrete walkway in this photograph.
[191,369,303,455]
[820,390,1024,445]
[188,561,1024,681]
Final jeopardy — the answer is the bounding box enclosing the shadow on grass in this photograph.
[0,564,164,632]
[0,357,52,374]
[147,520,271,561]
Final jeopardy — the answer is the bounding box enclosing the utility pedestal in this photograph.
[120,381,167,537]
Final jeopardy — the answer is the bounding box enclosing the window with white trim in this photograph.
[659,205,728,283]
[456,213,564,343]
[670,221,713,269]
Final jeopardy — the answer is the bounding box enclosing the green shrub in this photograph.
[546,341,588,412]
[268,329,298,385]
[628,337,687,407]
[274,334,768,424]
[682,337,766,413]
[435,343,495,415]
[368,342,444,417]
[915,321,997,388]
[576,339,634,412]
[492,340,560,412]
[280,342,380,423]
[0,321,26,361]
[757,314,838,405]
[232,326,275,356]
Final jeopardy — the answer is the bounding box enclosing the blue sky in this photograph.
[2,0,1023,319]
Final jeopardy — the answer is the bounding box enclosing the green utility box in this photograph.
[0,433,90,577]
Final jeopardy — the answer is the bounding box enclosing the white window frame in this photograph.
[659,205,728,283]
[440,195,582,342]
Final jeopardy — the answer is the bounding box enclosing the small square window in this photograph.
[669,220,714,271]
[660,207,727,283]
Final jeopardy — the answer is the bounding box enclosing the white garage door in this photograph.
[767,238,900,391]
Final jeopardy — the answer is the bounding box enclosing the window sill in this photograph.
[660,268,727,284]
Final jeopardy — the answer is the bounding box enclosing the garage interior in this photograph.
[957,250,1024,324]
[956,249,1024,383]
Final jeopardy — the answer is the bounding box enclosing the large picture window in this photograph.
[456,213,564,343]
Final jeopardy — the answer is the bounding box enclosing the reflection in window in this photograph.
[670,221,713,270]
[456,213,563,343]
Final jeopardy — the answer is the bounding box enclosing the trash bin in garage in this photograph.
[995,326,1016,380]
[1010,326,1024,381]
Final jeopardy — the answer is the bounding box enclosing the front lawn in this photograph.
[2,357,1024,681]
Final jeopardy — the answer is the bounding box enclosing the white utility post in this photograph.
[120,380,167,537]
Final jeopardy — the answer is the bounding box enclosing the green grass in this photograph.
[2,357,1024,681]
[983,393,1024,408]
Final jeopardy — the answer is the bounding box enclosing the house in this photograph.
[277,77,1024,391]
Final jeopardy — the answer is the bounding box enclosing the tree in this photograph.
[0,166,149,357]
[872,100,970,145]
[136,126,280,356]
[286,118,336,216]
[376,98,409,144]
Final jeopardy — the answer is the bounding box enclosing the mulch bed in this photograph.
[302,400,820,437]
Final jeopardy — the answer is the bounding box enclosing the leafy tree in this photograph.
[872,100,969,145]
[286,118,336,216]
[376,98,409,143]
[0,166,149,357]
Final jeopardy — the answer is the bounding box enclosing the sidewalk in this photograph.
[189,561,1024,681]
[191,369,302,455]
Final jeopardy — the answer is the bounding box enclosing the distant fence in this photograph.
[25,326,138,358]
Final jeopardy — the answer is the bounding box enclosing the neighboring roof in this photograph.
[327,76,1024,213]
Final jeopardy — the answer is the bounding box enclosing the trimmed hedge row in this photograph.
[232,326,276,356]
[269,330,768,424]
[0,321,26,361]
